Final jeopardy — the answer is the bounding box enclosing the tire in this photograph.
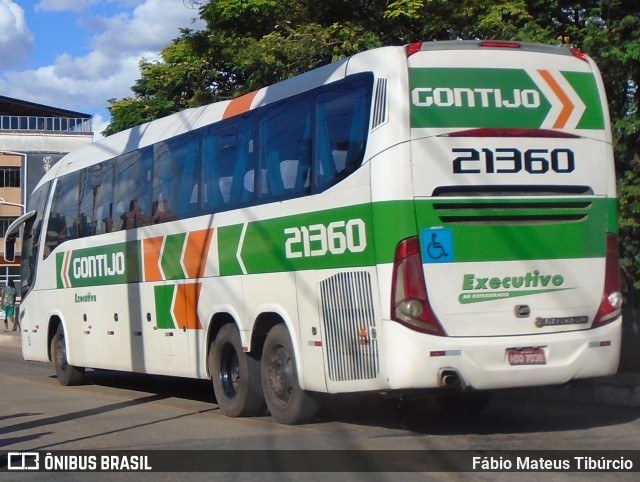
[50,325,85,386]
[435,390,491,417]
[261,324,320,425]
[209,324,265,417]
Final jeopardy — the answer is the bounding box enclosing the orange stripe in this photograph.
[538,69,573,129]
[222,91,258,119]
[183,228,213,278]
[63,252,71,287]
[143,236,164,281]
[173,283,203,330]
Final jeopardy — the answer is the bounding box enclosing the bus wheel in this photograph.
[261,324,320,425]
[209,323,265,417]
[50,325,85,386]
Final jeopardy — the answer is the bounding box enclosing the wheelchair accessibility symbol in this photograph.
[421,228,453,263]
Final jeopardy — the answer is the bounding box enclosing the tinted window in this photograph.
[42,73,373,240]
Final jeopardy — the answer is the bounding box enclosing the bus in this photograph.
[6,40,622,424]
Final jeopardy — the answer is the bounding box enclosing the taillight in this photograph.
[391,237,446,336]
[406,42,423,57]
[592,233,622,328]
[479,41,521,49]
[571,48,590,62]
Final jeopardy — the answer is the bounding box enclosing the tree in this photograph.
[105,0,640,289]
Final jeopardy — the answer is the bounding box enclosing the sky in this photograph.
[0,0,206,138]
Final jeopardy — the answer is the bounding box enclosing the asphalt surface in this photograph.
[2,329,638,408]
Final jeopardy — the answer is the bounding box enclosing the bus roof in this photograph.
[35,58,350,191]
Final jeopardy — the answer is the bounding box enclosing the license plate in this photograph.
[507,347,546,366]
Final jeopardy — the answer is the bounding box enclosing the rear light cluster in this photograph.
[391,237,446,336]
[593,233,623,328]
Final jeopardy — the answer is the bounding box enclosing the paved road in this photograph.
[1,333,639,481]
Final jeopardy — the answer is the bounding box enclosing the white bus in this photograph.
[6,41,622,424]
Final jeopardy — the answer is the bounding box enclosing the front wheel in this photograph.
[209,323,265,417]
[50,325,85,386]
[261,324,320,425]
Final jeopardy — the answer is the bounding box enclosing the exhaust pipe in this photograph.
[439,369,463,388]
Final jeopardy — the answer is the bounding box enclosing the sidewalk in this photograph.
[1,329,639,407]
[0,328,20,347]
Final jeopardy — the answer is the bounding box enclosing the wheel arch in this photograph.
[250,311,285,361]
[204,311,238,377]
[46,313,64,362]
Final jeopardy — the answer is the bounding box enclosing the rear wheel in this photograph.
[209,324,265,417]
[50,325,85,386]
[261,324,320,425]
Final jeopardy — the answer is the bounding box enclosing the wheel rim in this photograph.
[266,345,293,404]
[219,344,240,398]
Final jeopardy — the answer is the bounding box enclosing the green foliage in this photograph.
[619,157,640,290]
[105,0,640,289]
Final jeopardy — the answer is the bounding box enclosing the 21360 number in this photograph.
[452,148,575,174]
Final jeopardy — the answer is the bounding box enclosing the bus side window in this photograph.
[202,129,225,211]
[112,149,153,230]
[260,96,311,200]
[45,171,80,257]
[227,128,256,206]
[313,78,371,191]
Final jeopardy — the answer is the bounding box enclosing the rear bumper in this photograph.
[382,317,622,390]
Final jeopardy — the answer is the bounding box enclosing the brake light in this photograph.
[406,42,423,57]
[571,48,589,62]
[592,233,622,328]
[391,237,446,335]
[479,41,521,49]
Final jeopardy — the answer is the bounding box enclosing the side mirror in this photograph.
[3,210,36,263]
[4,236,15,263]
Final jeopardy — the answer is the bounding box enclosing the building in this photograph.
[0,95,93,291]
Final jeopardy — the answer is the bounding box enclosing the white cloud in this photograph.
[34,0,89,13]
[0,0,205,125]
[0,0,35,69]
[90,0,202,57]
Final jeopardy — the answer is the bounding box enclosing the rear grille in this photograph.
[320,271,379,382]
[431,185,594,225]
[432,185,593,197]
[433,200,592,225]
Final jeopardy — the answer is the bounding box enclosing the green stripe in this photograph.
[414,197,608,262]
[56,241,142,288]
[161,233,187,280]
[562,71,605,130]
[217,196,611,275]
[409,68,605,130]
[154,284,175,329]
[54,195,614,286]
[218,204,376,275]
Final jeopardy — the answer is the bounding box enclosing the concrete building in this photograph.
[0,95,93,291]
